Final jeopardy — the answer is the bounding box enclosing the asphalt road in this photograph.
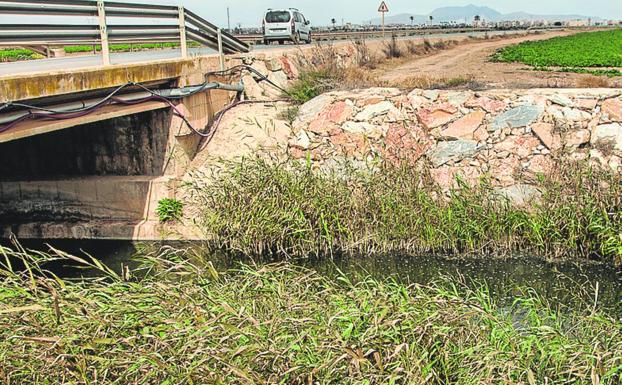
[0,30,529,77]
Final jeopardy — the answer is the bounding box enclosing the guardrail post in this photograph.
[97,0,110,66]
[178,6,188,59]
[217,28,225,71]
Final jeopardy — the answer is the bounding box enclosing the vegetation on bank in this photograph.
[0,48,43,62]
[493,29,622,74]
[189,159,622,264]
[287,36,484,103]
[0,246,620,384]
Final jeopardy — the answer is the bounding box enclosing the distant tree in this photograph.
[410,15,414,26]
[429,15,434,26]
[474,15,481,27]
[331,18,336,29]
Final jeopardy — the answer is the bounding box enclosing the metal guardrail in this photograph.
[235,27,497,44]
[0,0,249,65]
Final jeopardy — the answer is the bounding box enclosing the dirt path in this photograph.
[379,31,622,89]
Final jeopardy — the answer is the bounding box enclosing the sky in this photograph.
[158,0,622,27]
[0,1,620,28]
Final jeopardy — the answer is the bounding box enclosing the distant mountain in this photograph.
[431,5,501,23]
[367,4,599,25]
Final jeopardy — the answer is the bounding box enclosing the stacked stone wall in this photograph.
[287,88,622,190]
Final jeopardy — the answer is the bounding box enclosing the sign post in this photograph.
[378,1,389,38]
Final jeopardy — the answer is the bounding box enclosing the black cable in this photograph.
[0,64,294,135]
[2,83,133,114]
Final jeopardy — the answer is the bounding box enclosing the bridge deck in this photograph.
[0,100,168,143]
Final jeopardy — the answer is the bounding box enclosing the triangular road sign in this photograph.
[378,1,389,13]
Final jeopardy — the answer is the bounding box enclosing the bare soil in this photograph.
[378,31,622,89]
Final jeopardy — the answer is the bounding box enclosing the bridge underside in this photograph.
[0,53,243,239]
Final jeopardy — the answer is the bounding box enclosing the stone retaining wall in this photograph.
[287,88,622,189]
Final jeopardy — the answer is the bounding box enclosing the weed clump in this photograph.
[0,247,620,384]
[287,42,380,103]
[156,198,184,223]
[382,34,403,59]
[189,158,622,264]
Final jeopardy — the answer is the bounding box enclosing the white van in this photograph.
[262,8,311,45]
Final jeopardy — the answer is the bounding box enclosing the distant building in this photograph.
[566,19,589,27]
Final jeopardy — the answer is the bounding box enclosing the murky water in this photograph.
[3,239,621,314]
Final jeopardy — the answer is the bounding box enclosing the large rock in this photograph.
[489,105,543,132]
[441,111,485,140]
[355,101,397,121]
[242,74,266,100]
[430,166,481,190]
[427,140,481,167]
[408,93,430,109]
[265,57,283,72]
[601,98,622,122]
[465,96,507,113]
[422,90,439,101]
[591,123,622,152]
[547,94,574,107]
[444,91,472,107]
[494,135,540,159]
[575,98,598,111]
[564,129,591,148]
[296,94,335,124]
[342,121,380,136]
[267,70,289,90]
[416,103,459,130]
[384,124,432,164]
[307,101,354,135]
[496,184,542,207]
[279,56,299,79]
[531,123,562,151]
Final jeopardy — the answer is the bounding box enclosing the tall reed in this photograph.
[0,245,620,384]
[188,158,622,264]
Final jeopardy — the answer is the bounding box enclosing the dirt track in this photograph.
[379,31,622,89]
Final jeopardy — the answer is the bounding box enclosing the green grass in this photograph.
[287,69,337,103]
[493,29,622,68]
[0,246,620,384]
[156,198,184,223]
[0,48,42,62]
[64,42,186,54]
[187,158,622,264]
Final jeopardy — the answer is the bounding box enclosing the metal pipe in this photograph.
[0,82,245,125]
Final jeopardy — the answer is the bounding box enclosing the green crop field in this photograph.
[0,48,43,62]
[63,42,185,54]
[493,29,622,71]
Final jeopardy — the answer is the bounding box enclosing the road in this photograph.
[0,30,532,77]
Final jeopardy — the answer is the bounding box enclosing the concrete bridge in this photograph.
[0,0,256,240]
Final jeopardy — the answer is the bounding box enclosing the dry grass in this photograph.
[352,38,379,69]
[287,36,475,102]
[577,75,611,88]
[381,35,403,59]
[394,74,476,90]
